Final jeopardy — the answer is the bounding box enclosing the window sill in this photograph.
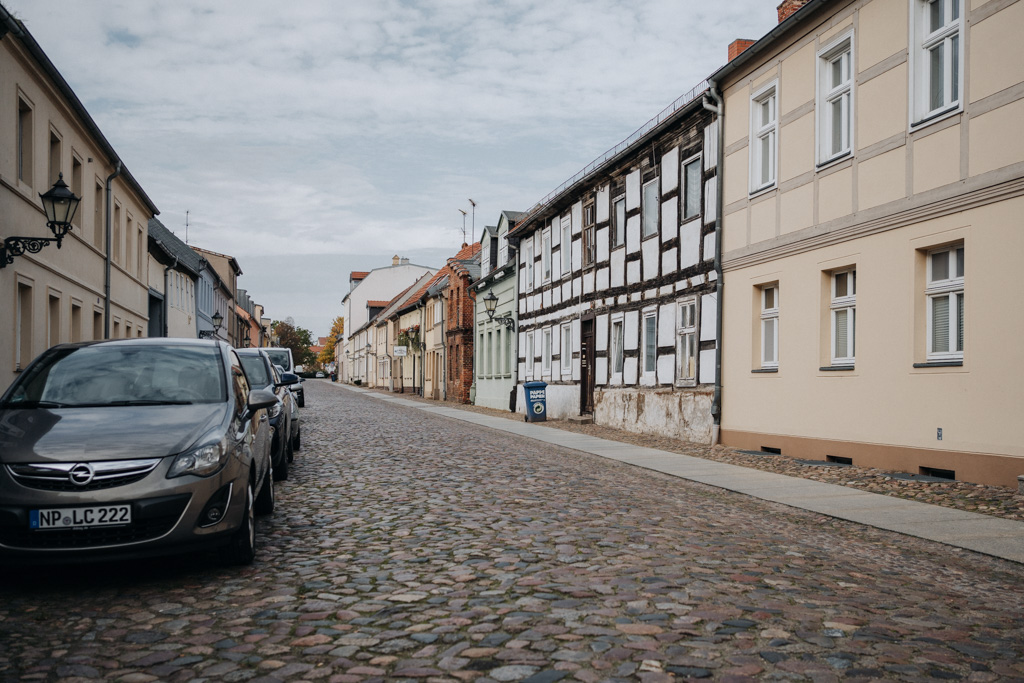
[910,104,962,132]
[819,365,854,371]
[752,368,778,373]
[749,183,776,199]
[816,151,852,172]
[913,360,963,368]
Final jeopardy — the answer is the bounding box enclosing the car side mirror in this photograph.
[247,388,278,412]
[276,372,299,386]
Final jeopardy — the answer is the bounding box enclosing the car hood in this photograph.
[0,404,228,464]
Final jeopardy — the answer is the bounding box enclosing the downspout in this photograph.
[418,300,426,397]
[703,84,725,446]
[104,161,122,339]
[507,237,520,413]
[440,290,447,401]
[467,285,477,404]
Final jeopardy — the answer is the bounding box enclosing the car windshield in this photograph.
[2,344,226,407]
[238,354,271,388]
[264,349,289,369]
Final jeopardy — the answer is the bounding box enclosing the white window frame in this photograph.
[830,269,856,366]
[524,238,534,292]
[750,81,778,193]
[481,236,491,275]
[641,307,658,382]
[498,234,508,267]
[542,227,552,283]
[612,195,626,249]
[642,179,659,239]
[761,284,779,369]
[525,331,535,379]
[926,245,964,361]
[561,214,572,273]
[542,327,552,376]
[560,322,572,376]
[817,32,854,165]
[682,154,702,221]
[610,314,625,384]
[675,297,698,386]
[910,0,964,127]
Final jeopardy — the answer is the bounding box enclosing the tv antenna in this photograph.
[458,209,467,244]
[185,210,190,244]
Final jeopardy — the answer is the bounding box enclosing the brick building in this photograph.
[444,243,481,404]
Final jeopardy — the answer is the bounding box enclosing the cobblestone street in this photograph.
[2,380,1024,683]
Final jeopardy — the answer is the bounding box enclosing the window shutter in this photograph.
[834,309,848,358]
[932,295,950,353]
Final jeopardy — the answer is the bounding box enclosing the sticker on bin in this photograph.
[532,403,544,414]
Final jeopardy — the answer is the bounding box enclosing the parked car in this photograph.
[264,347,304,407]
[315,372,325,378]
[237,348,299,481]
[273,365,301,456]
[0,338,277,565]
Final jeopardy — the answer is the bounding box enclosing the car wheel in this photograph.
[297,393,305,408]
[223,479,256,566]
[273,444,289,481]
[256,464,275,514]
[286,432,295,463]
[293,425,301,452]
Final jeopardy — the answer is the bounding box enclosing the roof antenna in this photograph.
[185,210,190,244]
[458,209,467,244]
[468,199,476,246]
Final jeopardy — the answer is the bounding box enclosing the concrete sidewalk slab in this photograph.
[331,383,1024,564]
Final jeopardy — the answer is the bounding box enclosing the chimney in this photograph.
[400,257,410,265]
[728,39,756,62]
[778,0,811,22]
[392,255,400,266]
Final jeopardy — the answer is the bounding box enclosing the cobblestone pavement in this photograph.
[2,380,1024,683]
[394,391,1024,523]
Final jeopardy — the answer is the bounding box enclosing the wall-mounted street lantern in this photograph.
[199,310,224,339]
[242,326,252,347]
[482,291,516,331]
[1,173,81,268]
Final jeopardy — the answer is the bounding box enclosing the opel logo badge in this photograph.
[68,463,95,486]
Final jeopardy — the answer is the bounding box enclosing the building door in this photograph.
[580,317,595,414]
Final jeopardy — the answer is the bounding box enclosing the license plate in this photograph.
[30,505,132,530]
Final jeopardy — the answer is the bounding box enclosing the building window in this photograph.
[487,330,493,376]
[48,294,61,347]
[71,302,82,343]
[18,97,33,185]
[676,298,698,385]
[524,239,534,292]
[504,328,512,375]
[495,328,502,377]
[542,327,552,375]
[71,156,83,228]
[750,81,778,192]
[582,202,595,267]
[17,282,33,370]
[761,284,779,369]
[113,204,122,264]
[818,34,853,163]
[560,322,572,376]
[912,0,963,124]
[94,182,104,248]
[525,331,535,379]
[561,215,571,272]
[610,316,624,383]
[642,179,659,238]
[926,245,964,361]
[48,130,62,188]
[498,234,508,267]
[612,195,625,249]
[481,237,490,275]
[831,269,856,366]
[542,228,552,282]
[126,214,135,275]
[642,309,657,380]
[682,155,702,220]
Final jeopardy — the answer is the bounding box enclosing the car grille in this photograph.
[6,459,161,492]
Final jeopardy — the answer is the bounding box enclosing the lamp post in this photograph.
[482,291,515,331]
[199,310,224,339]
[1,173,81,268]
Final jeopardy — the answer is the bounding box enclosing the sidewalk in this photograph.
[329,382,1024,565]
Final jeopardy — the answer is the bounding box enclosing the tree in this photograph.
[272,320,315,368]
[317,316,344,367]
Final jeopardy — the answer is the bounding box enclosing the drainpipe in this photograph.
[703,85,725,446]
[507,237,520,413]
[418,299,426,397]
[104,161,122,339]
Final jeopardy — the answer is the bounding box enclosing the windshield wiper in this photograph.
[104,399,195,406]
[0,400,69,408]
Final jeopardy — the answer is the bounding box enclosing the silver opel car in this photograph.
[0,338,278,565]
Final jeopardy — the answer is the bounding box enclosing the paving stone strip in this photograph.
[0,380,1022,683]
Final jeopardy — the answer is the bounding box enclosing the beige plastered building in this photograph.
[714,0,1024,486]
[1,10,158,387]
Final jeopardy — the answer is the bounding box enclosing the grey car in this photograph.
[0,338,277,565]
[236,348,299,481]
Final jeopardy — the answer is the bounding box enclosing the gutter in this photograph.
[104,161,122,339]
[703,86,725,446]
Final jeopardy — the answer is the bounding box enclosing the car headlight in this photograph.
[168,437,230,478]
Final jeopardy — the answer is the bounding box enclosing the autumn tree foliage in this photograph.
[317,316,344,367]
[272,319,315,368]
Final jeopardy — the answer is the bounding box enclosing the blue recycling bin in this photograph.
[524,381,547,422]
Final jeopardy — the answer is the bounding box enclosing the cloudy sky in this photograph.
[5,0,777,337]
